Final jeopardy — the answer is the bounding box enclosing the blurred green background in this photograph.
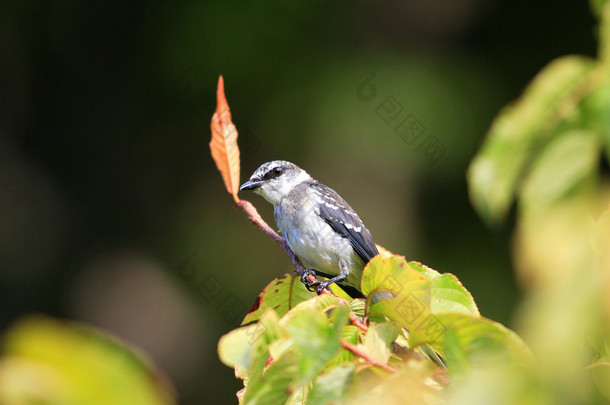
[0,1,598,404]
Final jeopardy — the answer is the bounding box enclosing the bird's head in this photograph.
[240,160,313,205]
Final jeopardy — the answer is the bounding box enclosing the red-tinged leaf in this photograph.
[210,76,240,202]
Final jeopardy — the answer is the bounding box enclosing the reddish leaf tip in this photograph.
[217,75,226,106]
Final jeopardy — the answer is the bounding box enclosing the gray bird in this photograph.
[239,160,378,294]
[240,160,446,367]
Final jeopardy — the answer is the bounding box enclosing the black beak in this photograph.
[240,179,262,191]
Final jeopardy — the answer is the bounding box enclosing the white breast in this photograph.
[274,200,364,289]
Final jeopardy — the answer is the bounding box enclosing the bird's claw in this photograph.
[300,270,333,294]
[300,269,318,292]
[315,281,331,294]
[306,282,320,293]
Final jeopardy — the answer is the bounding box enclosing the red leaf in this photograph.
[210,76,240,202]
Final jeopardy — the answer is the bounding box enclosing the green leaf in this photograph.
[244,353,298,405]
[368,294,433,340]
[307,364,355,405]
[349,361,443,404]
[467,56,596,225]
[409,262,480,316]
[364,255,478,353]
[592,0,610,21]
[348,298,366,317]
[520,130,601,208]
[219,309,285,395]
[280,294,339,326]
[245,311,285,386]
[361,254,429,300]
[285,305,349,383]
[218,323,259,370]
[341,325,360,345]
[599,2,610,63]
[591,360,610,401]
[329,325,359,366]
[242,274,315,325]
[363,256,433,336]
[442,327,470,374]
[414,314,534,367]
[268,337,295,364]
[361,322,400,365]
[0,316,175,405]
[581,81,610,162]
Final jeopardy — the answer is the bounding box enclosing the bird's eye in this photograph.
[272,167,284,176]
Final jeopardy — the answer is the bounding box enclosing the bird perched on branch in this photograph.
[239,160,378,295]
[240,160,446,367]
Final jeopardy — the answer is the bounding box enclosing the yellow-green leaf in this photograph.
[468,56,596,225]
[520,130,601,209]
[242,274,315,325]
[361,254,428,301]
[409,262,480,316]
[0,316,175,405]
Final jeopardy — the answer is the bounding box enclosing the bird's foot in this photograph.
[314,280,332,294]
[300,269,319,292]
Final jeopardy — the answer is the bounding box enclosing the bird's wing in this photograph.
[308,182,379,263]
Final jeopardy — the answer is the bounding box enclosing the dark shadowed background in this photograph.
[0,1,597,404]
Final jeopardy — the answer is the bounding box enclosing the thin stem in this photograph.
[340,339,398,373]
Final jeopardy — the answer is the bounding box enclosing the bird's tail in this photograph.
[416,341,447,368]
